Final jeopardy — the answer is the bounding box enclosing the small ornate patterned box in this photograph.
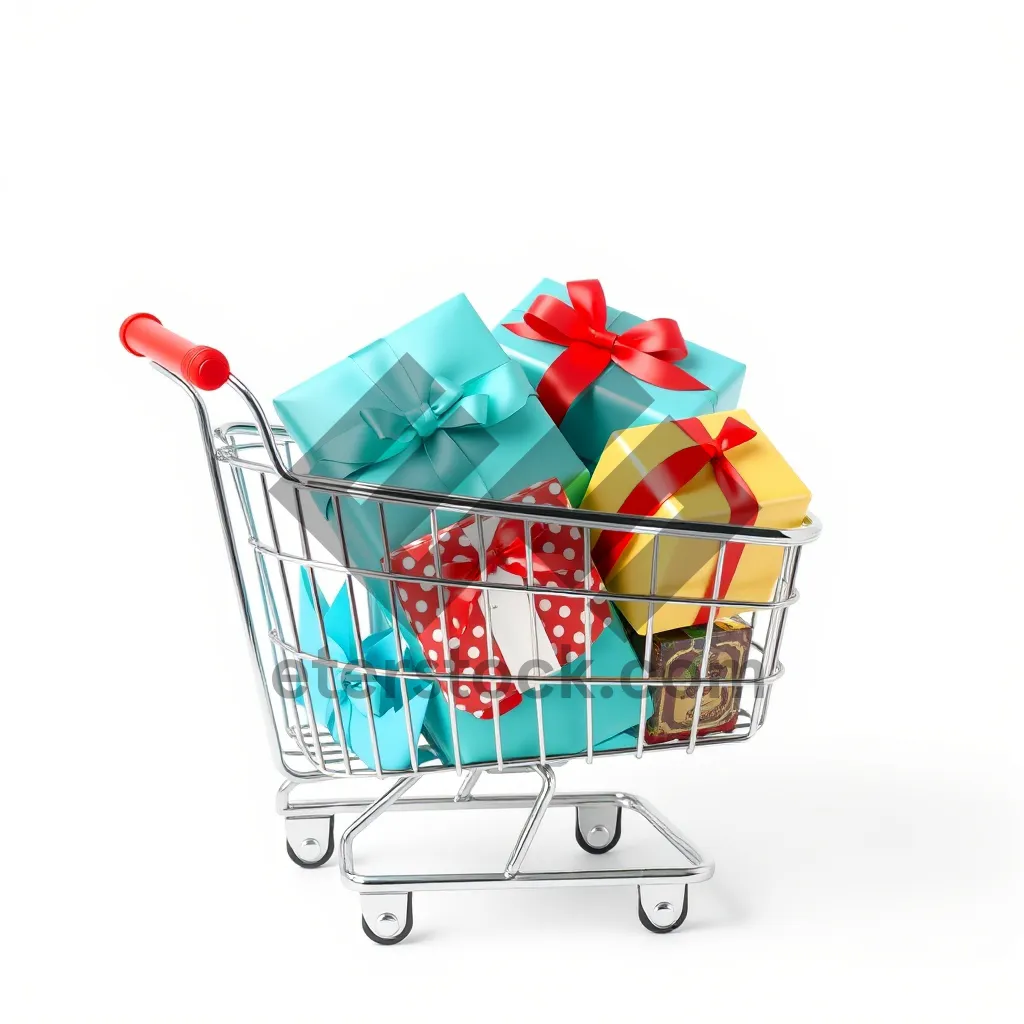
[641,617,752,743]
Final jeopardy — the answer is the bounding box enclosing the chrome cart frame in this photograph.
[121,312,820,942]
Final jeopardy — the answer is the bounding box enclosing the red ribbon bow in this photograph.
[389,480,611,720]
[503,279,708,425]
[591,416,759,627]
[438,522,539,718]
[444,519,549,622]
[440,518,573,718]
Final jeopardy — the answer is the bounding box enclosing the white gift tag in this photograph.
[475,516,559,685]
[484,567,559,683]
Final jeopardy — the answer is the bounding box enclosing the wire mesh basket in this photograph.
[121,311,820,941]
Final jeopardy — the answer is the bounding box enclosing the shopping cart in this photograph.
[120,312,820,943]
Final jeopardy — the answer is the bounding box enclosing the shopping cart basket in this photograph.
[120,312,820,942]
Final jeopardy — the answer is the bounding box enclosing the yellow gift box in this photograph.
[581,409,811,634]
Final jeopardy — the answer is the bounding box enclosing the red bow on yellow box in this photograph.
[593,416,759,627]
[580,408,812,636]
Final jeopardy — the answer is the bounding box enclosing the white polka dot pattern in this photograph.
[387,478,615,720]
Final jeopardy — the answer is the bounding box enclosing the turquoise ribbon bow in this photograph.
[297,571,436,771]
[338,344,529,492]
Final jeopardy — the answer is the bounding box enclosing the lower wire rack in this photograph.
[277,766,711,943]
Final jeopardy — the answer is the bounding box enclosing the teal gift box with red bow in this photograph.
[493,279,746,468]
[273,294,590,590]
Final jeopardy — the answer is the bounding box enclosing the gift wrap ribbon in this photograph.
[502,278,708,425]
[337,341,529,493]
[592,416,759,627]
[390,480,612,720]
[297,572,434,770]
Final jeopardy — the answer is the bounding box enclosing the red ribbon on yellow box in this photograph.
[580,409,811,636]
[502,279,707,425]
[592,416,759,626]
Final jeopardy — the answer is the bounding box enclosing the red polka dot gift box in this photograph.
[388,479,649,766]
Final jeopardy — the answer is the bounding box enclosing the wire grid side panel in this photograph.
[220,435,374,776]
[217,428,807,775]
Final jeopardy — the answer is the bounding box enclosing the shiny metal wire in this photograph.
[150,371,824,785]
[145,361,820,937]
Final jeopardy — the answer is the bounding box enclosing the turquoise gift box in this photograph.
[422,644,651,767]
[418,577,650,766]
[493,279,746,468]
[296,571,436,771]
[273,295,591,596]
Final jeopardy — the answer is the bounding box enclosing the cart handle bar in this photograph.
[120,313,230,391]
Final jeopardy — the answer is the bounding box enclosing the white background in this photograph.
[2,2,1022,1021]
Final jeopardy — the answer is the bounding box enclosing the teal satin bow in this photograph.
[338,344,530,493]
[297,572,436,770]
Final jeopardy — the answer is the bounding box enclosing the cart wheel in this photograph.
[361,893,414,945]
[285,816,335,869]
[575,805,622,854]
[637,884,688,933]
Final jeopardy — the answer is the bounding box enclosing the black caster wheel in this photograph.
[575,805,622,854]
[637,884,688,933]
[361,893,414,945]
[285,817,335,868]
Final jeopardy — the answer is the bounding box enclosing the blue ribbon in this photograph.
[297,572,435,770]
[336,343,530,493]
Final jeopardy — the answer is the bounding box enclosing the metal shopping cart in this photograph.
[120,312,820,943]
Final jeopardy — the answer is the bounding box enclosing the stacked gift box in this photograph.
[273,278,811,767]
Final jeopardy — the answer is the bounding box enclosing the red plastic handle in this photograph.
[120,313,230,391]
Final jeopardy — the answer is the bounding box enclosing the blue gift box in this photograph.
[421,605,649,767]
[296,571,436,771]
[273,295,591,600]
[494,279,745,467]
